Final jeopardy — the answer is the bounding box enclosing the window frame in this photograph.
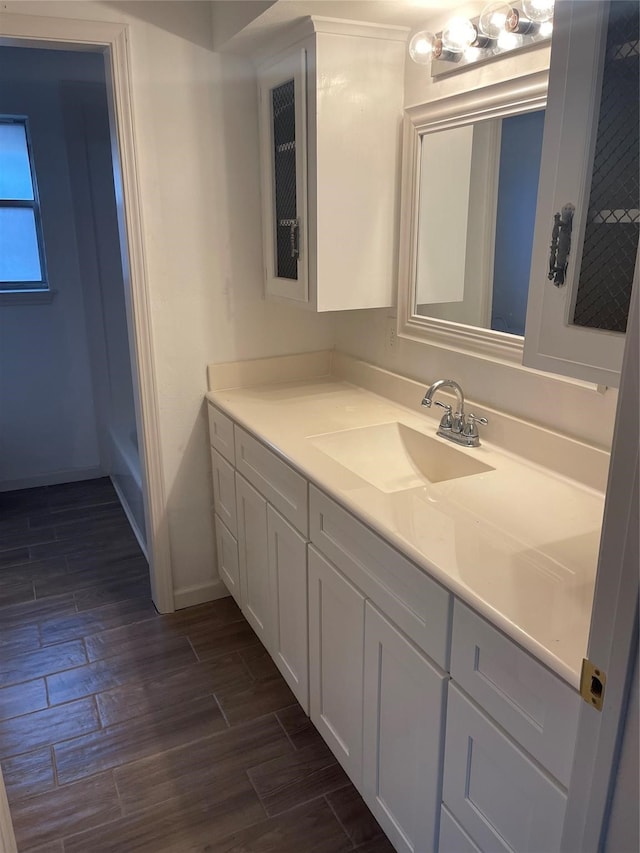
[0,114,49,293]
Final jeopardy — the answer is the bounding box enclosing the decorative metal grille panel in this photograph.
[573,0,639,333]
[272,80,298,281]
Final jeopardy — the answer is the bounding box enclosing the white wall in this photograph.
[2,1,334,604]
[335,34,619,450]
[0,47,105,489]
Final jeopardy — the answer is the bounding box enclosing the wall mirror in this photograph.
[398,71,548,362]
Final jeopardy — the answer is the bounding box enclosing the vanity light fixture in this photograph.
[409,0,554,76]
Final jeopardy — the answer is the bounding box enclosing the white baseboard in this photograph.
[0,467,105,493]
[109,476,148,561]
[173,579,229,610]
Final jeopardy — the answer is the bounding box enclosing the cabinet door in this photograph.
[211,448,237,537]
[443,685,567,853]
[258,49,308,303]
[235,473,271,649]
[267,505,309,712]
[308,546,365,785]
[214,514,241,607]
[524,0,639,386]
[362,603,447,853]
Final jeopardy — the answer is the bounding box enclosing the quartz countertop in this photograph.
[207,376,605,689]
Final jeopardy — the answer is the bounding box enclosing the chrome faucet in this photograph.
[421,379,488,447]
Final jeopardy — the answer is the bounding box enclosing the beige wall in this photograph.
[2,1,333,602]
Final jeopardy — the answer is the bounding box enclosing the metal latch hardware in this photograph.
[580,658,607,711]
[548,203,575,286]
[279,218,300,259]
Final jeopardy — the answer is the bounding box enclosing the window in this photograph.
[0,117,48,292]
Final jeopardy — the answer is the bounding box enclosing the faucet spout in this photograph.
[421,379,465,421]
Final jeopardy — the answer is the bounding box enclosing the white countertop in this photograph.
[207,376,605,688]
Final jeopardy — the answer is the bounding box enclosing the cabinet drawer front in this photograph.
[363,602,446,853]
[267,506,309,712]
[450,602,580,787]
[309,487,451,668]
[308,546,365,785]
[208,404,235,464]
[443,685,567,853]
[214,515,241,607]
[235,426,308,536]
[439,807,482,853]
[210,448,237,537]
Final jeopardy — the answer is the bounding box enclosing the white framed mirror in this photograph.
[397,70,548,363]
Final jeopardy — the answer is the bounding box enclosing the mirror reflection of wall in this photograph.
[415,109,545,337]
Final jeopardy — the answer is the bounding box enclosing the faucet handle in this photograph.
[434,401,453,430]
[463,413,488,438]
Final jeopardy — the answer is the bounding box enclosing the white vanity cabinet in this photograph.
[524,0,639,386]
[207,400,583,853]
[208,406,310,711]
[257,17,406,311]
[440,602,581,853]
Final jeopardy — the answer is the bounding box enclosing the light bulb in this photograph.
[478,1,512,39]
[539,20,554,37]
[442,17,477,53]
[409,30,436,64]
[521,0,555,23]
[497,29,523,50]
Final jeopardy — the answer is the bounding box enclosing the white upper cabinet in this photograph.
[257,17,406,312]
[524,0,639,386]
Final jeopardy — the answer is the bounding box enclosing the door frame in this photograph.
[0,11,174,614]
[562,274,639,850]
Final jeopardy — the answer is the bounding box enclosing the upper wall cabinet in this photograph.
[524,0,639,386]
[256,17,406,312]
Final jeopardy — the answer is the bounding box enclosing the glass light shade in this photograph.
[478,1,512,39]
[409,30,436,64]
[521,0,555,23]
[442,17,477,53]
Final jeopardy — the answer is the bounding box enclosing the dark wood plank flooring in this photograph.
[0,478,393,853]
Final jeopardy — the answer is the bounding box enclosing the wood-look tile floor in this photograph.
[0,478,394,853]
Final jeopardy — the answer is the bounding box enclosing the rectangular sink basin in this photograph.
[308,422,495,493]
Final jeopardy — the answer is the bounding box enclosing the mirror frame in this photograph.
[397,70,548,364]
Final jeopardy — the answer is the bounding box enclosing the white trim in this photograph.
[173,580,229,610]
[397,70,548,366]
[109,475,148,562]
[0,467,104,493]
[0,12,174,613]
[0,765,16,853]
[561,265,639,850]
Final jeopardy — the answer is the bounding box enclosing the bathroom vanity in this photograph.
[206,352,606,853]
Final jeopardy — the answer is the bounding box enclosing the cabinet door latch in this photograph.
[548,203,576,286]
[279,218,300,259]
[580,658,606,711]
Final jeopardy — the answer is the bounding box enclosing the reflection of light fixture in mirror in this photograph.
[409,0,554,76]
[409,30,436,64]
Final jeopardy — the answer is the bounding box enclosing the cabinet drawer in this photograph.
[208,404,235,464]
[309,487,451,668]
[214,514,240,607]
[235,426,308,536]
[443,685,567,853]
[210,448,237,537]
[450,601,580,787]
[439,806,482,853]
